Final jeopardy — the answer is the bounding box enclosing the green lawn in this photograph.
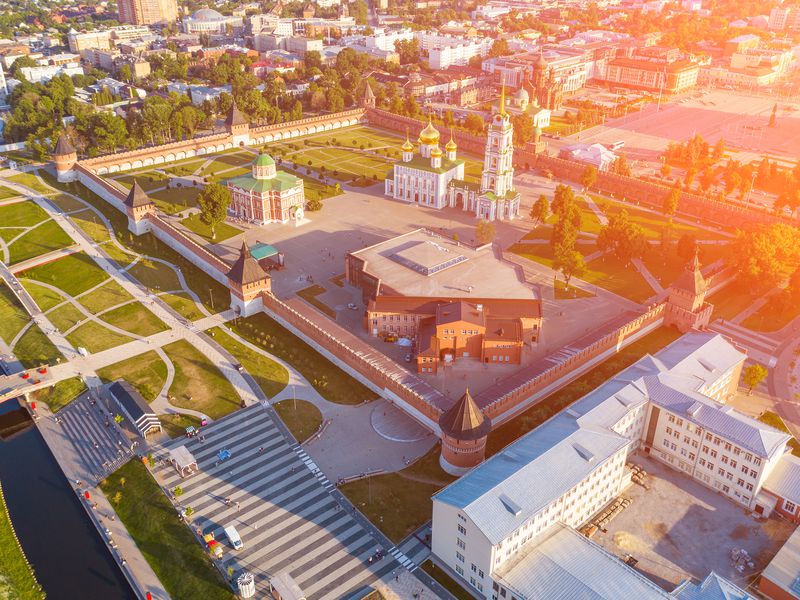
[509,242,557,269]
[70,209,111,242]
[7,172,51,195]
[199,151,253,175]
[30,377,87,412]
[0,185,20,200]
[296,284,337,318]
[707,284,758,322]
[642,244,730,286]
[159,413,203,438]
[13,324,63,368]
[163,339,240,419]
[279,167,342,202]
[159,292,205,321]
[421,561,473,600]
[163,159,206,177]
[127,258,181,292]
[553,278,595,299]
[99,461,235,600]
[100,302,169,337]
[77,280,133,314]
[66,321,133,353]
[273,399,322,443]
[179,214,242,244]
[227,314,377,405]
[0,282,32,344]
[96,351,168,402]
[48,193,88,212]
[18,252,108,297]
[741,290,800,332]
[758,411,800,457]
[48,302,86,332]
[208,327,288,398]
[486,327,682,455]
[0,200,47,227]
[581,255,656,303]
[0,227,27,244]
[113,172,169,192]
[0,484,44,600]
[340,447,455,543]
[149,186,202,215]
[102,243,138,269]
[20,280,64,312]
[7,221,74,265]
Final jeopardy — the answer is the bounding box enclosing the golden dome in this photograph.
[445,132,457,152]
[430,145,443,158]
[402,138,414,152]
[418,118,440,145]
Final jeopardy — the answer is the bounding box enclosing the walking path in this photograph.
[632,257,665,295]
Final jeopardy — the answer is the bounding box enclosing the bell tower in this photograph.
[481,80,515,198]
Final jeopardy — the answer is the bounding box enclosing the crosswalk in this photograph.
[57,394,135,482]
[709,320,779,367]
[151,404,400,599]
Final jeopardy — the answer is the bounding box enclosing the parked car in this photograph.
[404,353,412,363]
[384,334,398,343]
[347,303,358,310]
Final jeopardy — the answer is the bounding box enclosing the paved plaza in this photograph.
[153,403,411,599]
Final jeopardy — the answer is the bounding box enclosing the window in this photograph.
[730,460,737,469]
[723,485,730,493]
[456,552,465,563]
[750,469,757,478]
[676,418,684,427]
[754,457,762,466]
[458,524,467,535]
[745,453,752,462]
[471,564,477,573]
[784,500,797,513]
[710,450,717,458]
[737,479,745,487]
[479,569,484,578]
[689,453,696,461]
[746,483,753,492]
[666,427,673,435]
[725,442,732,451]
[456,565,464,576]
[457,538,465,550]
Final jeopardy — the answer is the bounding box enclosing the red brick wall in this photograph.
[759,576,796,600]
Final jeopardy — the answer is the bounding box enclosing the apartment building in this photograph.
[431,332,793,599]
[118,0,177,25]
[67,29,111,54]
[769,6,800,31]
[415,32,494,70]
[604,46,699,93]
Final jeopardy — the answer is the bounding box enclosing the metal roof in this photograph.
[494,523,671,599]
[761,527,800,600]
[109,380,152,421]
[671,572,756,600]
[763,454,800,505]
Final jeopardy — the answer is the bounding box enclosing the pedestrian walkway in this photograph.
[58,393,136,483]
[631,257,665,295]
[709,319,779,367]
[151,403,398,599]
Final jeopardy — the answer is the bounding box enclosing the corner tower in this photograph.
[226,102,250,147]
[227,242,271,316]
[439,389,491,475]
[124,180,155,235]
[665,252,712,332]
[53,134,78,183]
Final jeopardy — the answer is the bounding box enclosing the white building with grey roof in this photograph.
[431,332,793,599]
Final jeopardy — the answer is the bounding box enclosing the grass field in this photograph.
[69,209,111,243]
[279,167,341,202]
[77,280,133,314]
[66,320,133,353]
[421,561,472,600]
[48,193,87,212]
[0,282,32,344]
[208,327,288,398]
[582,255,656,303]
[296,284,337,318]
[0,483,44,600]
[741,290,800,332]
[20,280,63,312]
[340,447,454,543]
[100,302,169,337]
[159,413,203,438]
[486,327,682,455]
[48,302,86,332]
[163,339,240,419]
[553,278,595,299]
[18,252,108,297]
[0,185,20,200]
[30,377,87,412]
[113,172,169,192]
[7,221,74,265]
[13,324,63,368]
[97,351,168,402]
[7,172,51,195]
[0,227,27,244]
[273,399,322,443]
[227,314,377,405]
[642,244,730,286]
[150,187,202,215]
[99,461,235,600]
[163,159,206,177]
[127,258,181,292]
[707,285,757,322]
[179,214,242,243]
[159,292,204,321]
[0,201,47,227]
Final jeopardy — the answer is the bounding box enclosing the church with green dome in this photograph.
[226,151,305,225]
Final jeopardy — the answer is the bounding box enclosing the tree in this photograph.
[684,167,697,187]
[464,113,484,135]
[742,363,768,395]
[712,138,725,161]
[185,506,194,517]
[488,39,511,57]
[530,194,550,224]
[699,169,716,193]
[553,245,586,287]
[475,220,496,244]
[394,38,421,65]
[597,210,648,263]
[676,233,697,261]
[112,491,122,504]
[660,163,672,178]
[727,224,800,294]
[581,165,597,191]
[662,186,681,217]
[173,486,184,497]
[118,63,132,83]
[768,103,777,128]
[510,113,535,145]
[197,183,231,240]
[306,197,323,211]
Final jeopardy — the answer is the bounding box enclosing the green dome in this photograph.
[254,152,275,167]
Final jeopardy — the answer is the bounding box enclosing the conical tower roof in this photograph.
[225,102,247,127]
[227,241,269,286]
[672,251,706,296]
[439,389,491,441]
[124,180,153,209]
[363,81,375,101]
[54,134,75,156]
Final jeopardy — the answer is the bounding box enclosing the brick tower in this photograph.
[227,242,271,316]
[124,180,155,235]
[53,134,78,182]
[439,389,491,475]
[665,252,713,332]
[362,81,376,109]
[226,102,250,147]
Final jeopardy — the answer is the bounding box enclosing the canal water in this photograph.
[0,403,135,600]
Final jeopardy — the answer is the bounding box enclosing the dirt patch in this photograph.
[613,530,647,554]
[644,521,668,540]
[730,524,753,541]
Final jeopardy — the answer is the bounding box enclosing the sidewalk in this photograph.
[34,400,170,600]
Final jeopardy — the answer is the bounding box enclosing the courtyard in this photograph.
[593,453,795,591]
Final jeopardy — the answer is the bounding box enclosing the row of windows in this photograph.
[667,413,762,466]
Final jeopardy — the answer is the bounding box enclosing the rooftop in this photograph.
[391,241,466,276]
[109,380,153,421]
[761,526,800,600]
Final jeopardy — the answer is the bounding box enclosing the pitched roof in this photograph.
[54,134,75,156]
[225,102,247,127]
[763,454,800,505]
[109,380,153,421]
[226,171,300,193]
[761,527,800,599]
[672,252,706,296]
[671,572,755,600]
[227,241,269,286]
[436,300,485,328]
[439,389,491,440]
[124,180,153,209]
[363,81,375,100]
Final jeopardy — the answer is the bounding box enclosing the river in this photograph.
[0,403,135,600]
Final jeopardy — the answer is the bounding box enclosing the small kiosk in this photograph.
[169,446,198,478]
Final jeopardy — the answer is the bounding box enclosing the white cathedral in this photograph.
[384,88,520,222]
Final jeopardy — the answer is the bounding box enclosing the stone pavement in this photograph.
[34,401,169,600]
[709,319,779,367]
